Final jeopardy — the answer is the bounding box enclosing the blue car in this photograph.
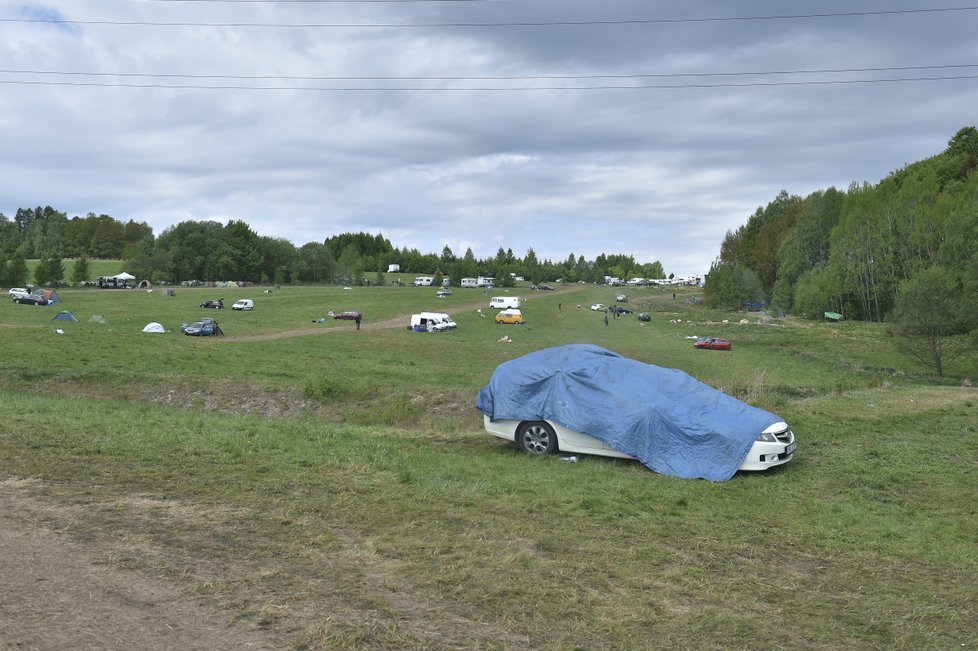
[181,318,223,336]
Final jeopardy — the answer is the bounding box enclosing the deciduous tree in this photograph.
[890,266,977,377]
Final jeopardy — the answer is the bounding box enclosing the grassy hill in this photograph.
[23,258,128,284]
[1,282,975,649]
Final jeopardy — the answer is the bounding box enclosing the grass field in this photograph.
[1,281,976,649]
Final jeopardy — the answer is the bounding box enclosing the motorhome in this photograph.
[414,276,434,286]
[460,278,479,288]
[490,296,520,309]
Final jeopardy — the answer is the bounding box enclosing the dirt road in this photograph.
[0,481,279,651]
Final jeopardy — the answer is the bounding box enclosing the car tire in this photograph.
[517,421,558,456]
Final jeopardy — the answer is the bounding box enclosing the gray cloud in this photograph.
[2,1,976,275]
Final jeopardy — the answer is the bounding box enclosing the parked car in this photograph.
[436,289,452,298]
[538,284,555,291]
[200,299,224,309]
[638,312,651,322]
[231,299,254,311]
[13,293,46,305]
[611,306,633,315]
[333,310,362,321]
[181,318,223,336]
[590,304,605,311]
[484,417,794,476]
[8,288,30,300]
[494,309,525,325]
[477,344,796,480]
[694,337,731,350]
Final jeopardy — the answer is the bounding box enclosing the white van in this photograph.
[231,299,254,311]
[409,312,457,332]
[489,296,520,309]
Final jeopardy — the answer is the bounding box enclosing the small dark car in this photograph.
[14,294,47,305]
[200,299,224,309]
[638,312,651,322]
[694,337,731,351]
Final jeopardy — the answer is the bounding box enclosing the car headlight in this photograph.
[756,432,778,443]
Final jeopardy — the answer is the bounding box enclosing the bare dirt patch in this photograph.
[0,480,280,651]
[0,478,530,650]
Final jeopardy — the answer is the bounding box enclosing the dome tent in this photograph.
[52,310,78,322]
[142,322,165,333]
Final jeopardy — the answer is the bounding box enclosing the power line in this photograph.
[136,0,498,3]
[3,63,977,83]
[3,73,976,91]
[4,6,978,29]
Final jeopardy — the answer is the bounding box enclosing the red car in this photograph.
[694,337,731,350]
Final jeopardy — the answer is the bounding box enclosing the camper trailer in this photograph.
[489,296,520,309]
[414,276,434,286]
[460,278,479,288]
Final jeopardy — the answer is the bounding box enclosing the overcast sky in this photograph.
[2,1,977,276]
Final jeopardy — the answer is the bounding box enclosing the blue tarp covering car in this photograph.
[476,344,784,481]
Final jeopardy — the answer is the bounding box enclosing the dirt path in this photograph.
[218,290,551,343]
[0,489,279,651]
[218,315,408,342]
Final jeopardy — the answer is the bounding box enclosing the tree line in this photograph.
[0,209,665,290]
[704,125,978,375]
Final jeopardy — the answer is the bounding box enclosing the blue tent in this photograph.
[477,344,782,481]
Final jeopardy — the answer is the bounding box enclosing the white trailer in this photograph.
[490,296,520,309]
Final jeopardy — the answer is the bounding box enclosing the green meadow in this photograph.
[1,280,976,649]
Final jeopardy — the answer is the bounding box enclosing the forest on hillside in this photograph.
[0,212,664,289]
[705,126,978,321]
[703,126,978,375]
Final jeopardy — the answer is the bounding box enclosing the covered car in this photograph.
[476,344,795,481]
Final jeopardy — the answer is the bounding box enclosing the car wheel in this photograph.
[517,421,558,456]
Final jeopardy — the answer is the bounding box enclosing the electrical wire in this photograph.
[2,73,976,91]
[4,6,978,29]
